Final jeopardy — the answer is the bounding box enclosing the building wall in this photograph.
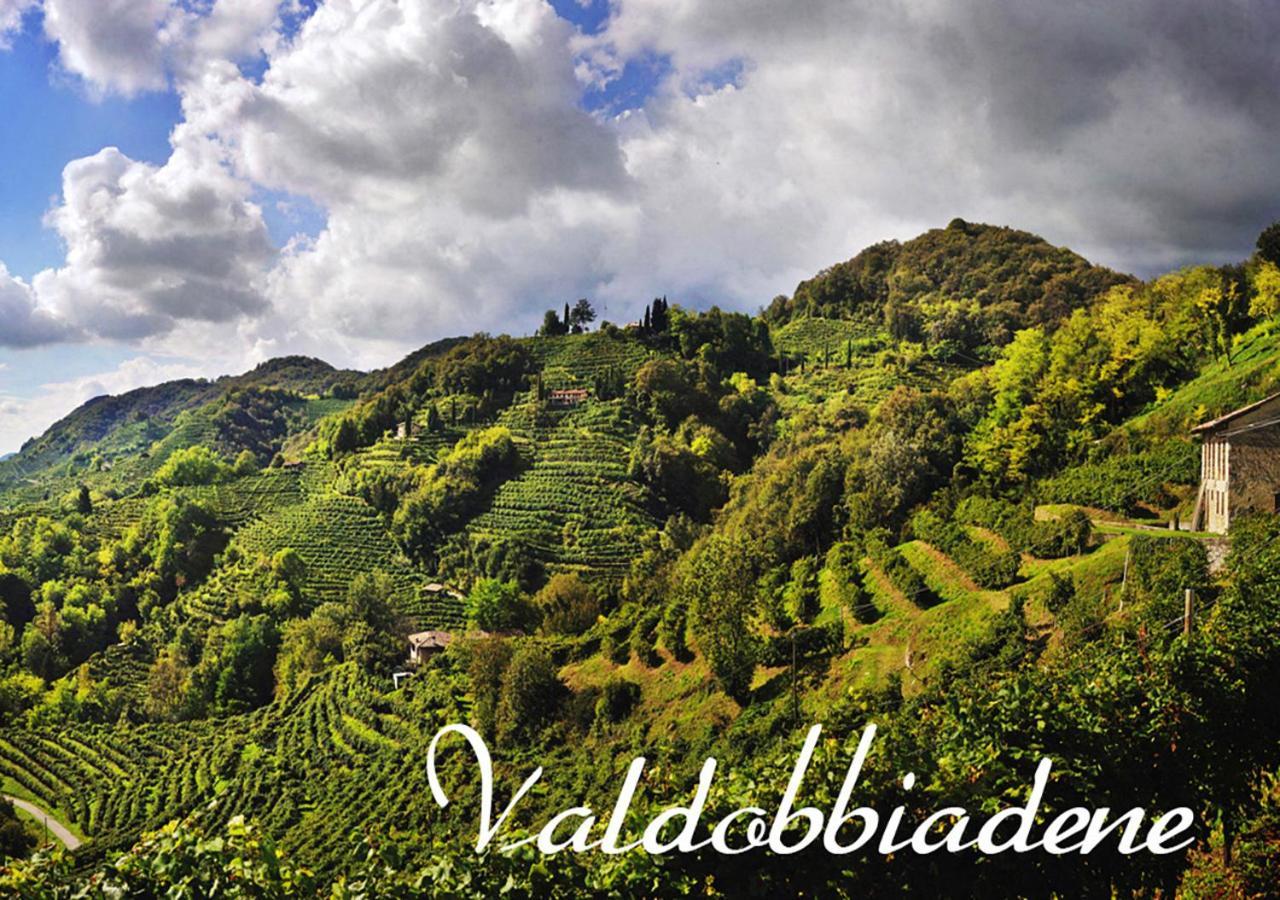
[1227,430,1280,529]
[1202,435,1230,533]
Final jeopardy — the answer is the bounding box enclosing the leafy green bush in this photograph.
[496,644,564,741]
[595,677,640,724]
[465,579,532,632]
[870,542,938,607]
[820,541,876,623]
[154,445,231,487]
[955,496,1091,558]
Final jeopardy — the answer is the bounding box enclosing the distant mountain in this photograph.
[0,356,362,498]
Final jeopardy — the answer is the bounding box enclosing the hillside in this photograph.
[3,223,1280,895]
[0,357,363,504]
[767,219,1133,360]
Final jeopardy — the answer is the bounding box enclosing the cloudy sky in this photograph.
[1,0,1279,454]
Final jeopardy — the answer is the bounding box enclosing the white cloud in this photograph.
[0,355,211,455]
[42,0,176,96]
[40,0,286,96]
[0,0,35,48]
[178,0,628,347]
[32,135,274,342]
[0,263,78,347]
[10,0,1280,452]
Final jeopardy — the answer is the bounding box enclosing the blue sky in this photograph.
[0,0,656,281]
[0,29,178,278]
[0,0,673,453]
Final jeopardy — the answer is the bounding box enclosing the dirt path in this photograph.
[4,795,81,850]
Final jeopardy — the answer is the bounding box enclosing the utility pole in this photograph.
[1184,588,1194,636]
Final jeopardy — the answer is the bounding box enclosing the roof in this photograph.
[1191,390,1280,434]
[408,630,454,650]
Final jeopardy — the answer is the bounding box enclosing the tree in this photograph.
[341,572,406,672]
[424,403,442,432]
[0,798,35,861]
[468,636,513,739]
[534,573,599,635]
[75,485,93,515]
[273,603,347,697]
[465,579,530,632]
[539,308,567,336]
[145,647,191,721]
[206,615,279,713]
[232,450,259,477]
[569,298,596,333]
[496,644,564,741]
[650,296,670,333]
[1257,220,1280,267]
[1248,261,1280,319]
[154,446,231,487]
[683,533,760,701]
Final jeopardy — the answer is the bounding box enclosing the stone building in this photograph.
[1191,391,1280,533]
[407,630,454,665]
[548,388,589,408]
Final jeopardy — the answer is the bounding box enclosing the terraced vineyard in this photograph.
[526,331,655,384]
[84,496,150,540]
[0,664,466,871]
[469,400,656,578]
[771,316,883,359]
[181,467,307,527]
[234,493,424,611]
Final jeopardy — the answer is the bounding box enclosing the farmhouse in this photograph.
[1191,391,1280,533]
[548,388,589,408]
[408,630,454,664]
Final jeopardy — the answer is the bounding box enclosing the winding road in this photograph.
[4,795,82,850]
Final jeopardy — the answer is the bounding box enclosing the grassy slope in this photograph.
[1127,319,1280,435]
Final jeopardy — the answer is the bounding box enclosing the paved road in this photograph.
[4,795,82,850]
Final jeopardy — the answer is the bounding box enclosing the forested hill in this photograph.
[766,219,1133,352]
[4,221,1280,894]
[0,357,360,498]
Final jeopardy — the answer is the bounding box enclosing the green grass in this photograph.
[1127,320,1280,435]
[1014,536,1131,613]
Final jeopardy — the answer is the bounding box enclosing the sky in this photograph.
[2,0,1280,455]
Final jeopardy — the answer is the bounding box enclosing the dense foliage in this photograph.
[3,220,1280,895]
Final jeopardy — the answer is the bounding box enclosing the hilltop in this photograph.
[2,221,1280,895]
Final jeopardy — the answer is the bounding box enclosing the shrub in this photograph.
[596,678,641,724]
[955,496,1091,559]
[496,644,564,741]
[154,446,231,487]
[466,579,532,632]
[535,574,599,635]
[820,542,876,623]
[910,508,1019,589]
[659,602,692,662]
[871,544,938,606]
[629,611,661,667]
